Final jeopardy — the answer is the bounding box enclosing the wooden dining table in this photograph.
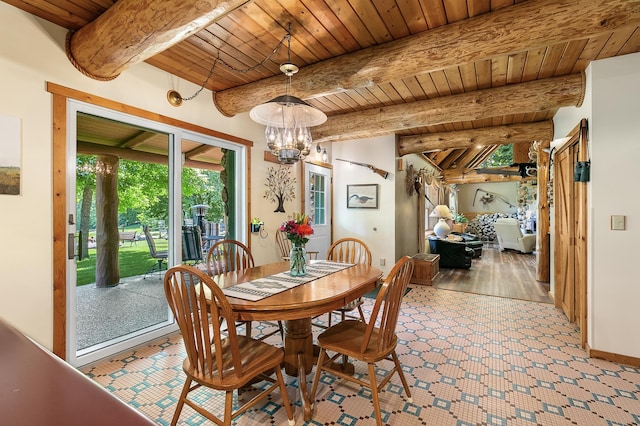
[213,260,383,421]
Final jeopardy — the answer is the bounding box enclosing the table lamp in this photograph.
[430,205,454,238]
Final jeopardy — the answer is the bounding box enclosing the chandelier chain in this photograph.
[177,32,290,102]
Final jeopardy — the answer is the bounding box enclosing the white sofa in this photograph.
[493,218,536,253]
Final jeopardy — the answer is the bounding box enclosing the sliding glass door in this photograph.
[66,101,246,367]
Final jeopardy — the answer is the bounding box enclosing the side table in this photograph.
[411,253,440,286]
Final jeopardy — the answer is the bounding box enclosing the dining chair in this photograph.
[163,265,295,426]
[309,255,415,426]
[275,228,319,261]
[142,225,168,279]
[325,237,372,326]
[206,239,284,341]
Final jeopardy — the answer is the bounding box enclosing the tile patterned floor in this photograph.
[82,286,640,425]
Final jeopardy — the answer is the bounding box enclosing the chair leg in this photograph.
[357,304,366,323]
[391,351,412,402]
[368,362,383,426]
[171,377,191,426]
[277,321,284,341]
[275,363,295,425]
[310,348,327,403]
[224,390,234,425]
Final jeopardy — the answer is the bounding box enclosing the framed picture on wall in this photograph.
[347,184,378,209]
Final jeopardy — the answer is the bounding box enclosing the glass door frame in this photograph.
[65,100,248,367]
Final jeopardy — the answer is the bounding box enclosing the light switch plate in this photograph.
[611,215,626,230]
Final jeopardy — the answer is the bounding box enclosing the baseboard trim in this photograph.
[587,344,640,367]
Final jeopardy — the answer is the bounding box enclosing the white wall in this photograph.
[0,3,278,347]
[554,52,640,359]
[332,136,396,275]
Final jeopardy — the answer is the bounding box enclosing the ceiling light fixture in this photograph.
[249,25,327,164]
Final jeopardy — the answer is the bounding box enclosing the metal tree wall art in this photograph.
[264,166,296,213]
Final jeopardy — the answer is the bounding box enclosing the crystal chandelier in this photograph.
[249,29,327,164]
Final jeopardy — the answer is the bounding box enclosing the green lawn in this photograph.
[76,238,169,286]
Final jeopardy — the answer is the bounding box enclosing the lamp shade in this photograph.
[249,95,327,128]
[430,205,453,238]
[429,205,453,219]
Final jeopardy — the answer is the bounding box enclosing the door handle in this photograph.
[68,233,75,260]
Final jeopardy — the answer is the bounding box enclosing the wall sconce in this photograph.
[322,148,328,162]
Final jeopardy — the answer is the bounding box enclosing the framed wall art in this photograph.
[347,184,378,209]
[0,114,21,195]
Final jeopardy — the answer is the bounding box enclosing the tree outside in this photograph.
[75,154,225,285]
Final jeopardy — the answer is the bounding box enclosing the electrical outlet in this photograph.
[380,258,386,266]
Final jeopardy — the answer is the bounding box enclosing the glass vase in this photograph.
[289,243,307,277]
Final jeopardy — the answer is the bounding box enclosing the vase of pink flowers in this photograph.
[280,213,314,277]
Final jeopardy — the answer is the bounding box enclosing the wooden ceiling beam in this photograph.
[65,0,252,80]
[313,73,583,144]
[397,121,553,156]
[77,142,222,172]
[443,168,522,185]
[213,0,640,116]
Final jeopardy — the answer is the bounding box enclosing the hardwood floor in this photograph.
[432,243,553,304]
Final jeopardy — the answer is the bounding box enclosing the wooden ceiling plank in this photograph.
[490,0,515,11]
[300,0,363,51]
[372,0,412,39]
[555,39,589,75]
[439,149,467,170]
[314,73,584,143]
[420,0,448,29]
[391,81,419,103]
[281,0,348,56]
[617,27,640,56]
[444,67,466,94]
[491,55,509,87]
[198,15,284,75]
[506,52,527,84]
[3,0,94,29]
[401,77,428,100]
[398,121,553,155]
[323,0,377,48]
[537,42,567,79]
[365,84,395,106]
[431,70,453,97]
[45,0,101,21]
[571,34,611,73]
[347,0,393,44]
[415,73,441,98]
[214,0,640,116]
[395,0,429,34]
[378,82,406,104]
[468,0,491,17]
[475,59,493,89]
[459,62,479,91]
[443,0,469,22]
[521,47,546,82]
[596,27,638,59]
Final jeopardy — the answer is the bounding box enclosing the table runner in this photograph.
[222,261,354,301]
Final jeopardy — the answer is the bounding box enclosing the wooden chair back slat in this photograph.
[205,239,254,276]
[164,265,242,380]
[360,256,414,354]
[275,229,292,260]
[326,237,372,265]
